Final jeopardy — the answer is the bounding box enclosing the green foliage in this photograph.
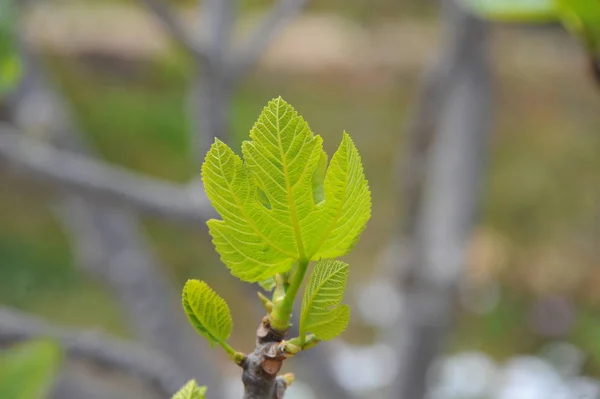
[0,340,62,399]
[459,0,558,22]
[556,0,600,53]
[460,0,600,55]
[299,259,350,341]
[0,0,21,94]
[202,97,371,283]
[182,279,233,348]
[171,379,207,399]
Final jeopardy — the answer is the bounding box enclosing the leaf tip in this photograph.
[183,278,202,294]
[171,379,207,399]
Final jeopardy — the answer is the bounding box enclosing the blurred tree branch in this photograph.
[0,125,216,226]
[229,0,309,83]
[388,1,493,398]
[137,0,209,62]
[190,0,237,157]
[139,0,211,60]
[0,306,186,398]
[7,12,224,395]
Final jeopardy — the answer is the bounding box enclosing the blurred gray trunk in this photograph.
[390,1,492,398]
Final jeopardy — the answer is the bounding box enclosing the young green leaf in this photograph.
[0,0,21,94]
[299,259,350,341]
[202,97,371,283]
[182,280,233,347]
[171,379,207,399]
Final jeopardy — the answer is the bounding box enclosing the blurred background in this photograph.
[1,0,600,398]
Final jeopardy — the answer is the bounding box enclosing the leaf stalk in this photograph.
[269,258,310,331]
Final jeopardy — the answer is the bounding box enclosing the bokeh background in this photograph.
[1,0,600,398]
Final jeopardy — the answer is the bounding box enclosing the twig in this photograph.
[0,125,216,226]
[0,307,187,397]
[137,0,209,63]
[228,0,310,83]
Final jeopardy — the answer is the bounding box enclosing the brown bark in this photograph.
[241,317,292,399]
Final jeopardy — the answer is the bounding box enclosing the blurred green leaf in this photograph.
[459,0,558,22]
[0,0,20,94]
[556,0,600,54]
[0,340,62,399]
[258,277,276,291]
[461,0,600,57]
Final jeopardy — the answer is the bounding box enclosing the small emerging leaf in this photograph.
[0,0,21,94]
[182,280,233,347]
[172,379,207,399]
[299,259,350,341]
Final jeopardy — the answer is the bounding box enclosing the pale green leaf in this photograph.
[0,339,62,399]
[182,280,232,347]
[172,379,207,399]
[460,0,558,22]
[299,259,350,340]
[202,97,371,282]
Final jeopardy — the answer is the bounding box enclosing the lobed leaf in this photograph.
[202,97,371,283]
[299,259,350,341]
[182,280,233,347]
[172,379,207,399]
